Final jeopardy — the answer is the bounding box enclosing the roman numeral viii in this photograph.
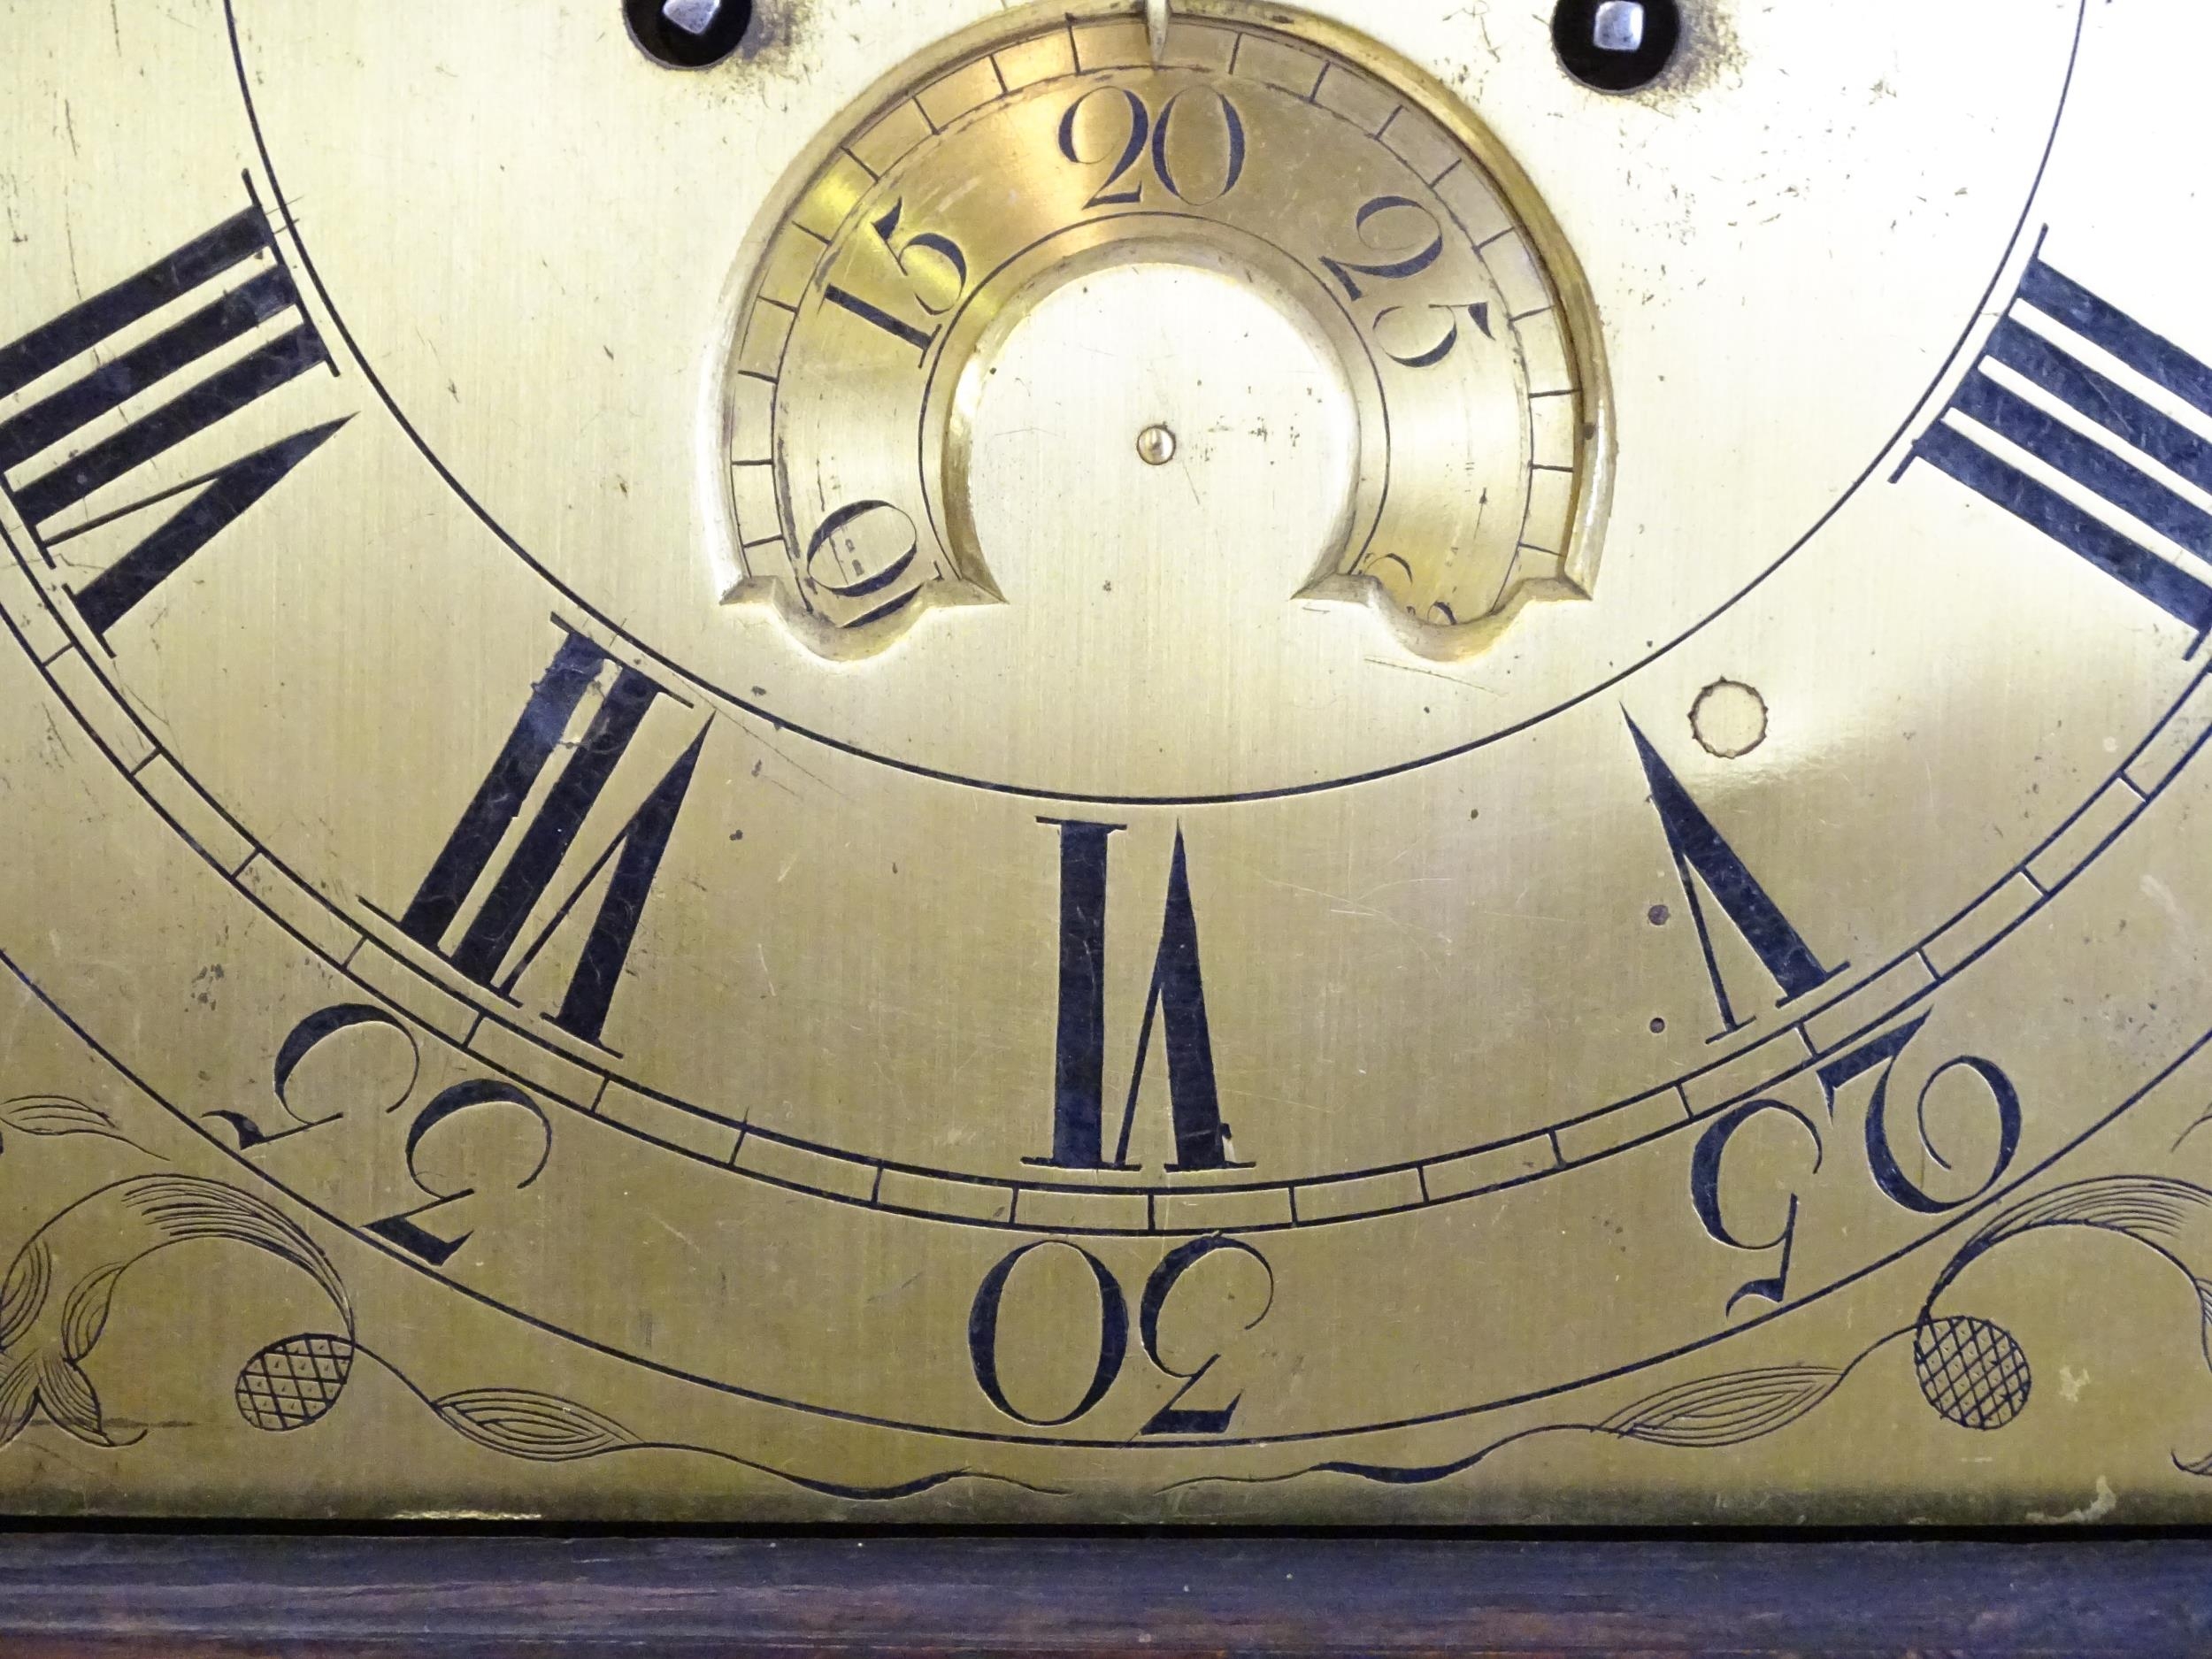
[1907,252,2212,641]
[0,203,344,639]
[394,630,706,1048]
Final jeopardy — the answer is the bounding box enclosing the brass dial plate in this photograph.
[0,0,2209,1524]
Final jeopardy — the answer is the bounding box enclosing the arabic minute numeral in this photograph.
[967,1236,1275,1434]
[207,1003,554,1269]
[821,198,972,362]
[1058,86,1248,211]
[1318,196,1445,303]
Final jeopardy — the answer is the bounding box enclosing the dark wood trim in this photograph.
[2,1532,2211,1657]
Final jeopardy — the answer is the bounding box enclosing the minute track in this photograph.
[6,442,2202,1234]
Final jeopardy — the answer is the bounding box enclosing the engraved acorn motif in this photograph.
[1912,1316,2031,1432]
[234,1333,357,1433]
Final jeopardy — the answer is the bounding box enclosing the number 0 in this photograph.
[967,1241,1130,1427]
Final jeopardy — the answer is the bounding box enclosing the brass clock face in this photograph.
[3,0,2212,1523]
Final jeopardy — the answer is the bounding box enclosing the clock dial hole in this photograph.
[625,0,753,68]
[1690,678,1769,759]
[1553,0,1683,92]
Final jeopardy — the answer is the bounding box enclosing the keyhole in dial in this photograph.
[626,0,755,68]
[1552,0,1681,92]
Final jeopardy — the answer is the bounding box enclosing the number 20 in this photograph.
[968,1235,1274,1434]
[1058,86,1248,210]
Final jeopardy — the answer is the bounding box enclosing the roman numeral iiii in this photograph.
[1908,252,2212,640]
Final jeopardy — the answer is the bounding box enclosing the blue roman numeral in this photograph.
[0,204,342,638]
[1628,715,1844,1037]
[1034,819,1242,1172]
[1907,254,2212,640]
[397,629,704,1048]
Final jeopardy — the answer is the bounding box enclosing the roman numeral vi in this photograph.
[1036,819,1243,1172]
[1628,714,1844,1037]
[396,629,705,1048]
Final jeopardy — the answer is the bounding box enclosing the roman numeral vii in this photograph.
[0,201,343,638]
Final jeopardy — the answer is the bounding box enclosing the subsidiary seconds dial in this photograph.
[723,5,1610,666]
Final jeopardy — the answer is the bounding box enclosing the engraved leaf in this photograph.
[2002,1175,2212,1238]
[0,1179,350,1457]
[60,1266,126,1363]
[1926,1177,2212,1379]
[0,1096,151,1156]
[433,1390,641,1463]
[110,1177,350,1325]
[32,1354,119,1447]
[1599,1365,1847,1448]
[1935,1177,2212,1303]
[0,1236,51,1352]
[0,1351,119,1449]
[0,1358,39,1447]
[4,1178,348,1362]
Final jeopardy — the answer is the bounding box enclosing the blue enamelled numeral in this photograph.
[1691,1014,2025,1315]
[821,198,972,362]
[968,1235,1275,1436]
[1034,818,1242,1175]
[0,201,343,640]
[1906,251,2212,642]
[1627,713,1847,1041]
[1057,84,1248,211]
[208,1003,554,1269]
[1318,195,1496,372]
[390,627,706,1050]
